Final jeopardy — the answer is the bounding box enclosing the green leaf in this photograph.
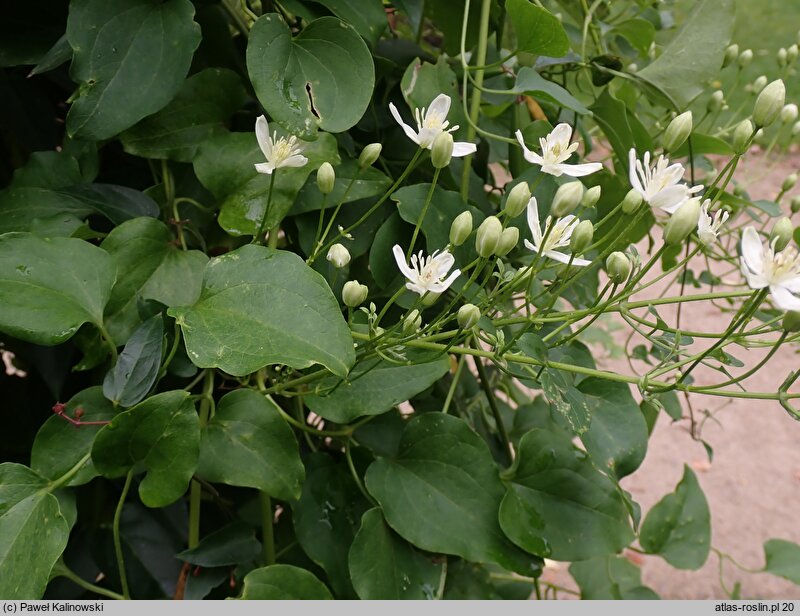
[538,368,592,435]
[609,19,656,56]
[197,390,304,501]
[0,233,115,345]
[365,413,537,575]
[763,539,800,585]
[0,463,47,517]
[349,508,443,600]
[400,57,468,141]
[240,565,333,600]
[30,387,119,486]
[29,33,72,76]
[246,14,374,136]
[513,68,591,115]
[169,245,355,377]
[672,133,734,158]
[292,160,391,215]
[505,0,569,57]
[590,88,654,171]
[305,0,386,46]
[120,68,246,162]
[65,0,202,140]
[101,217,207,344]
[637,0,736,108]
[177,522,261,567]
[304,355,450,423]
[569,555,660,599]
[91,390,200,507]
[639,465,710,570]
[103,314,164,407]
[499,428,634,561]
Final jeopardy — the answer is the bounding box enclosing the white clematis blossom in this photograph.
[697,199,729,245]
[629,149,702,213]
[739,226,800,311]
[392,244,461,296]
[254,115,308,174]
[389,94,477,157]
[524,197,591,266]
[514,123,602,177]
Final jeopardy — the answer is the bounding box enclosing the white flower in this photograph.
[326,243,351,268]
[628,149,702,213]
[254,115,308,174]
[697,199,729,245]
[524,197,591,266]
[392,244,461,296]
[389,94,477,157]
[514,123,602,177]
[739,227,800,311]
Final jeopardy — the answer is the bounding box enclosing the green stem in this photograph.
[253,171,277,245]
[98,324,118,366]
[693,331,788,390]
[407,167,440,258]
[315,173,360,258]
[188,371,214,549]
[472,336,513,465]
[48,452,91,492]
[113,469,134,600]
[442,354,466,414]
[260,492,275,565]
[56,563,125,601]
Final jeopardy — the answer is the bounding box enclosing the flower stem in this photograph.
[471,336,513,465]
[113,469,134,600]
[407,167,441,259]
[253,171,277,245]
[188,371,214,549]
[55,562,125,601]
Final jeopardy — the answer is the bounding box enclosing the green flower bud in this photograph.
[431,131,454,169]
[421,292,441,307]
[770,217,794,252]
[581,185,602,208]
[789,44,799,64]
[793,121,800,136]
[783,311,800,332]
[449,211,473,246]
[403,308,422,334]
[664,197,702,245]
[358,143,382,168]
[782,173,798,192]
[326,243,351,268]
[569,219,594,255]
[791,196,800,214]
[663,111,693,152]
[781,104,799,124]
[778,47,789,67]
[316,162,335,195]
[551,181,585,217]
[475,216,502,258]
[621,188,643,214]
[457,303,481,329]
[606,252,631,284]
[495,227,519,257]
[754,128,766,144]
[732,119,754,154]
[342,280,368,307]
[738,48,753,67]
[707,90,725,113]
[722,44,739,68]
[753,79,786,128]
[504,181,531,218]
[751,75,768,95]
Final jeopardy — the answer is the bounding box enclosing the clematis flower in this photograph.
[392,244,461,296]
[389,94,477,156]
[514,123,602,177]
[254,115,308,174]
[628,149,702,213]
[524,197,591,266]
[697,199,729,245]
[739,226,800,311]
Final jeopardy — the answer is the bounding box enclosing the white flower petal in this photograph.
[515,130,544,165]
[452,141,477,157]
[739,256,769,289]
[526,197,542,245]
[549,123,573,146]
[255,162,275,174]
[392,244,417,281]
[552,162,602,177]
[427,94,451,122]
[771,285,800,311]
[651,186,692,213]
[628,149,643,193]
[389,102,421,145]
[279,154,308,169]
[740,227,764,275]
[430,268,461,293]
[255,115,272,160]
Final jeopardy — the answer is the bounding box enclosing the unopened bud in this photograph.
[569,220,594,255]
[326,243,351,268]
[738,48,753,67]
[504,182,531,218]
[783,311,800,332]
[551,181,584,217]
[781,104,799,125]
[475,216,502,257]
[449,211,473,246]
[663,111,693,152]
[732,119,754,154]
[789,44,799,64]
[753,79,786,128]
[495,227,519,257]
[754,128,766,144]
[457,303,481,329]
[664,197,702,245]
[606,252,631,284]
[778,47,789,67]
[431,131,454,168]
[358,143,382,168]
[770,217,794,252]
[791,196,800,214]
[316,162,335,195]
[793,121,800,136]
[622,188,643,214]
[723,44,739,68]
[782,173,798,192]
[582,185,602,208]
[342,280,368,307]
[421,292,441,307]
[707,90,725,113]
[403,309,422,334]
[752,75,768,95]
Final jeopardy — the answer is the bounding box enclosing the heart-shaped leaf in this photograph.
[240,565,333,600]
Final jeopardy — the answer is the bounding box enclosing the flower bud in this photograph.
[358,143,382,168]
[475,216,502,258]
[789,44,799,64]
[732,119,754,154]
[551,181,584,217]
[707,90,725,113]
[781,104,799,125]
[457,303,481,329]
[778,47,789,67]
[722,44,739,68]
[403,308,422,334]
[569,219,594,255]
[606,252,631,284]
[751,75,767,95]
[495,227,519,257]
[753,79,786,128]
[791,196,800,214]
[754,128,766,144]
[431,131,454,169]
[738,48,753,67]
[783,311,800,332]
[663,111,693,152]
[770,217,794,252]
[621,188,643,214]
[581,185,602,208]
[342,280,368,307]
[421,292,441,307]
[449,211,473,246]
[504,182,531,218]
[664,197,702,245]
[326,243,351,268]
[793,121,800,136]
[316,162,335,195]
[782,173,798,192]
